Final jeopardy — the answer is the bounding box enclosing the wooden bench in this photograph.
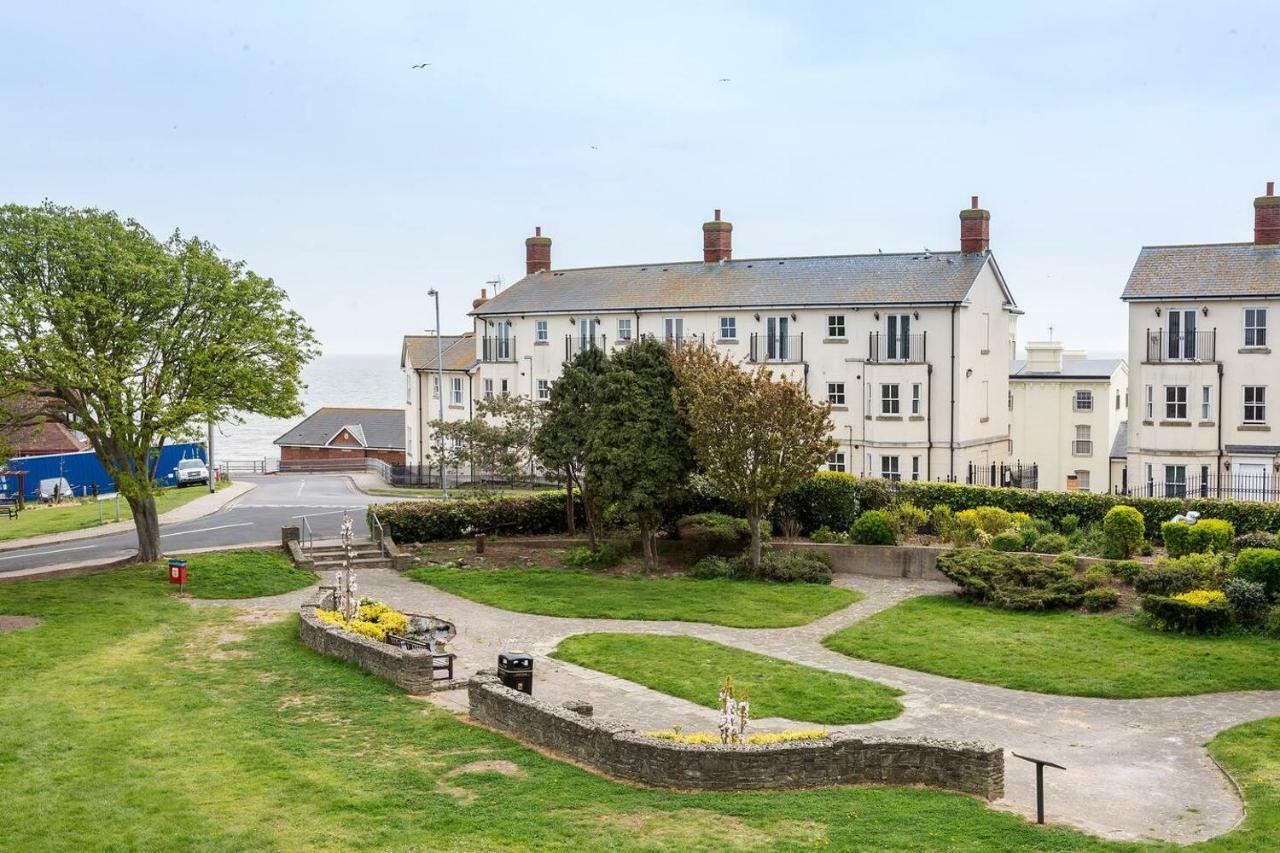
[387,634,456,681]
[0,499,18,519]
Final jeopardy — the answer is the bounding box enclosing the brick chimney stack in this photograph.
[472,287,489,310]
[1255,182,1280,245]
[525,226,551,274]
[702,209,733,263]
[959,196,990,253]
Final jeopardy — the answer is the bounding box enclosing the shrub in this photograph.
[677,512,763,559]
[688,555,742,580]
[808,525,845,544]
[756,549,833,584]
[1083,565,1111,589]
[1059,514,1080,534]
[1082,587,1120,612]
[936,549,1086,610]
[850,510,897,546]
[1142,592,1233,634]
[944,505,1023,545]
[929,504,953,537]
[1161,518,1235,557]
[893,502,929,537]
[1101,559,1143,584]
[772,471,861,534]
[371,492,576,543]
[1267,605,1280,639]
[1134,553,1224,596]
[1031,532,1068,554]
[989,530,1024,552]
[1224,577,1270,625]
[1053,553,1078,570]
[1233,548,1280,600]
[1102,506,1145,559]
[1230,531,1279,553]
[562,542,625,570]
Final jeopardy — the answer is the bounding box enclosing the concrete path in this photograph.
[198,570,1280,844]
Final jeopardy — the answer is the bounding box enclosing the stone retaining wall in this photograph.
[298,591,460,694]
[468,674,1003,799]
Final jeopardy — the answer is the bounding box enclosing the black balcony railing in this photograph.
[481,336,515,362]
[1119,472,1280,502]
[868,332,926,363]
[1145,329,1216,363]
[565,334,607,360]
[748,333,804,363]
[1071,440,1094,456]
[639,332,707,350]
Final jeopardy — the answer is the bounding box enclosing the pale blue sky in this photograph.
[3,2,1277,356]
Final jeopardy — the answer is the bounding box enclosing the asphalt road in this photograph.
[0,474,395,575]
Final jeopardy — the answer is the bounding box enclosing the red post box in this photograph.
[168,558,187,586]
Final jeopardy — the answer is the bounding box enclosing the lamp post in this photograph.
[523,354,535,485]
[428,288,448,500]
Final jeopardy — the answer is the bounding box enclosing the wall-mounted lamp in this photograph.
[913,311,920,320]
[1155,307,1162,317]
[1202,307,1209,316]
[568,317,576,326]
[1274,460,1280,473]
[753,313,760,321]
[790,312,797,321]
[874,311,881,320]
[965,368,974,378]
[1224,461,1232,470]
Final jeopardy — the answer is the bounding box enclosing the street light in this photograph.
[523,354,535,484]
[427,288,448,500]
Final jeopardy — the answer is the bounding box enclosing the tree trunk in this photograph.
[564,472,576,536]
[128,494,161,562]
[747,510,763,573]
[638,518,656,570]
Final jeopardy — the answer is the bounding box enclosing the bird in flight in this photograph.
[718,77,731,82]
[590,145,599,150]
[412,63,431,69]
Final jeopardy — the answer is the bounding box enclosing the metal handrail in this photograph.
[301,516,315,558]
[369,511,388,558]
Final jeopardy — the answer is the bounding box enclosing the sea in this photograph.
[215,353,404,463]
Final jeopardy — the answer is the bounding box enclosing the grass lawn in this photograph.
[0,481,228,543]
[822,595,1280,699]
[2,561,1280,849]
[551,633,903,725]
[407,567,860,628]
[175,549,316,600]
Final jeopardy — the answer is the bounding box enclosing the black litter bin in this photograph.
[497,652,533,695]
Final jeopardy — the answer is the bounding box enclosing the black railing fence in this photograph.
[868,332,927,363]
[1145,329,1216,363]
[1118,472,1279,502]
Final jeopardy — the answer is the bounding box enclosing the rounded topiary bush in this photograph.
[1102,505,1145,559]
[1224,577,1270,625]
[1232,548,1280,600]
[1162,518,1235,557]
[1231,531,1280,553]
[989,530,1024,552]
[850,510,897,546]
[756,549,833,584]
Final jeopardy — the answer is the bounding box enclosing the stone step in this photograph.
[311,557,393,569]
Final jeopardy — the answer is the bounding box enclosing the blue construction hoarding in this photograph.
[0,443,207,501]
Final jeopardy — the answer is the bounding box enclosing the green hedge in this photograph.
[1141,594,1233,634]
[773,476,1280,540]
[370,492,580,543]
[1161,519,1235,557]
[936,548,1085,610]
[1234,548,1280,599]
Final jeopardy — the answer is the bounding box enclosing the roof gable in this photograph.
[274,407,404,451]
[402,333,476,371]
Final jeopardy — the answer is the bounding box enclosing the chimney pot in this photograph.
[1255,182,1280,245]
[959,197,991,253]
[525,226,552,274]
[702,209,733,262]
[714,208,721,221]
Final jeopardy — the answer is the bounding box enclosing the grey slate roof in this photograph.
[1121,243,1280,300]
[473,251,1006,316]
[1110,421,1128,459]
[274,407,405,450]
[1009,358,1125,379]
[401,334,475,372]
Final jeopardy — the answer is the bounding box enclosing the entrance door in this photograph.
[1234,463,1270,502]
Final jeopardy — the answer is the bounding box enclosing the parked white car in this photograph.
[174,458,210,487]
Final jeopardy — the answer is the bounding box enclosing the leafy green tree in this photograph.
[533,348,607,543]
[0,203,318,561]
[587,338,692,568]
[430,394,543,494]
[673,344,835,571]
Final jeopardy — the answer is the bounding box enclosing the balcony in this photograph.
[868,332,927,363]
[748,333,804,363]
[1145,329,1217,364]
[639,332,707,351]
[1071,440,1094,456]
[565,334,607,360]
[481,336,515,362]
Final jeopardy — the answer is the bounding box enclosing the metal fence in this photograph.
[867,332,927,363]
[1145,329,1216,363]
[940,461,1039,490]
[1118,473,1280,502]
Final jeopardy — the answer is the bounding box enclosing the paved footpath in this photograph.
[198,571,1280,844]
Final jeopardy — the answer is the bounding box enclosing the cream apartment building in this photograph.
[1122,182,1280,500]
[1010,342,1127,493]
[411,199,1022,483]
